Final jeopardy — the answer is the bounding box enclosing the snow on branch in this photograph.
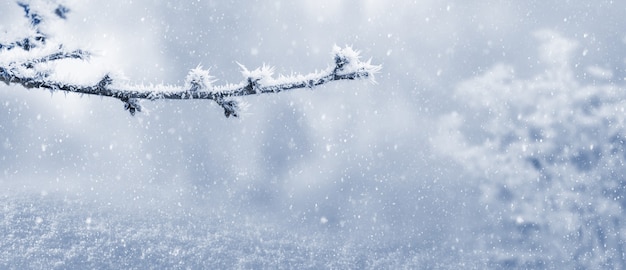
[0,2,381,117]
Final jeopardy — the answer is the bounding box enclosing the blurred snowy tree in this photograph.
[436,30,626,268]
[0,1,379,117]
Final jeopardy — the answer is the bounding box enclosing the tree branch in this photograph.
[1,1,381,117]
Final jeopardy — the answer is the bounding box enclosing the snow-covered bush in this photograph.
[436,30,626,268]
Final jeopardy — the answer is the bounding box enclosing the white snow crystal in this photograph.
[185,65,216,91]
[332,45,381,83]
[238,62,276,85]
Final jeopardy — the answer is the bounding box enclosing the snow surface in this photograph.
[2,0,626,269]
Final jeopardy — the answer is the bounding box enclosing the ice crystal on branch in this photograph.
[239,63,275,85]
[1,1,381,117]
[216,98,245,118]
[185,65,215,91]
[122,97,142,116]
[332,45,381,83]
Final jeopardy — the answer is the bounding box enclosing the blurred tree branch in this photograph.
[0,1,380,117]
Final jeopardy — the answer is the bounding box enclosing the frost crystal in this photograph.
[332,45,381,83]
[121,97,142,116]
[185,65,215,91]
[238,63,275,86]
[216,98,246,118]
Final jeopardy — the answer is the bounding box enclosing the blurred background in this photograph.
[1,0,626,268]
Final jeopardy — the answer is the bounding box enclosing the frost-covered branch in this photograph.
[0,1,380,117]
